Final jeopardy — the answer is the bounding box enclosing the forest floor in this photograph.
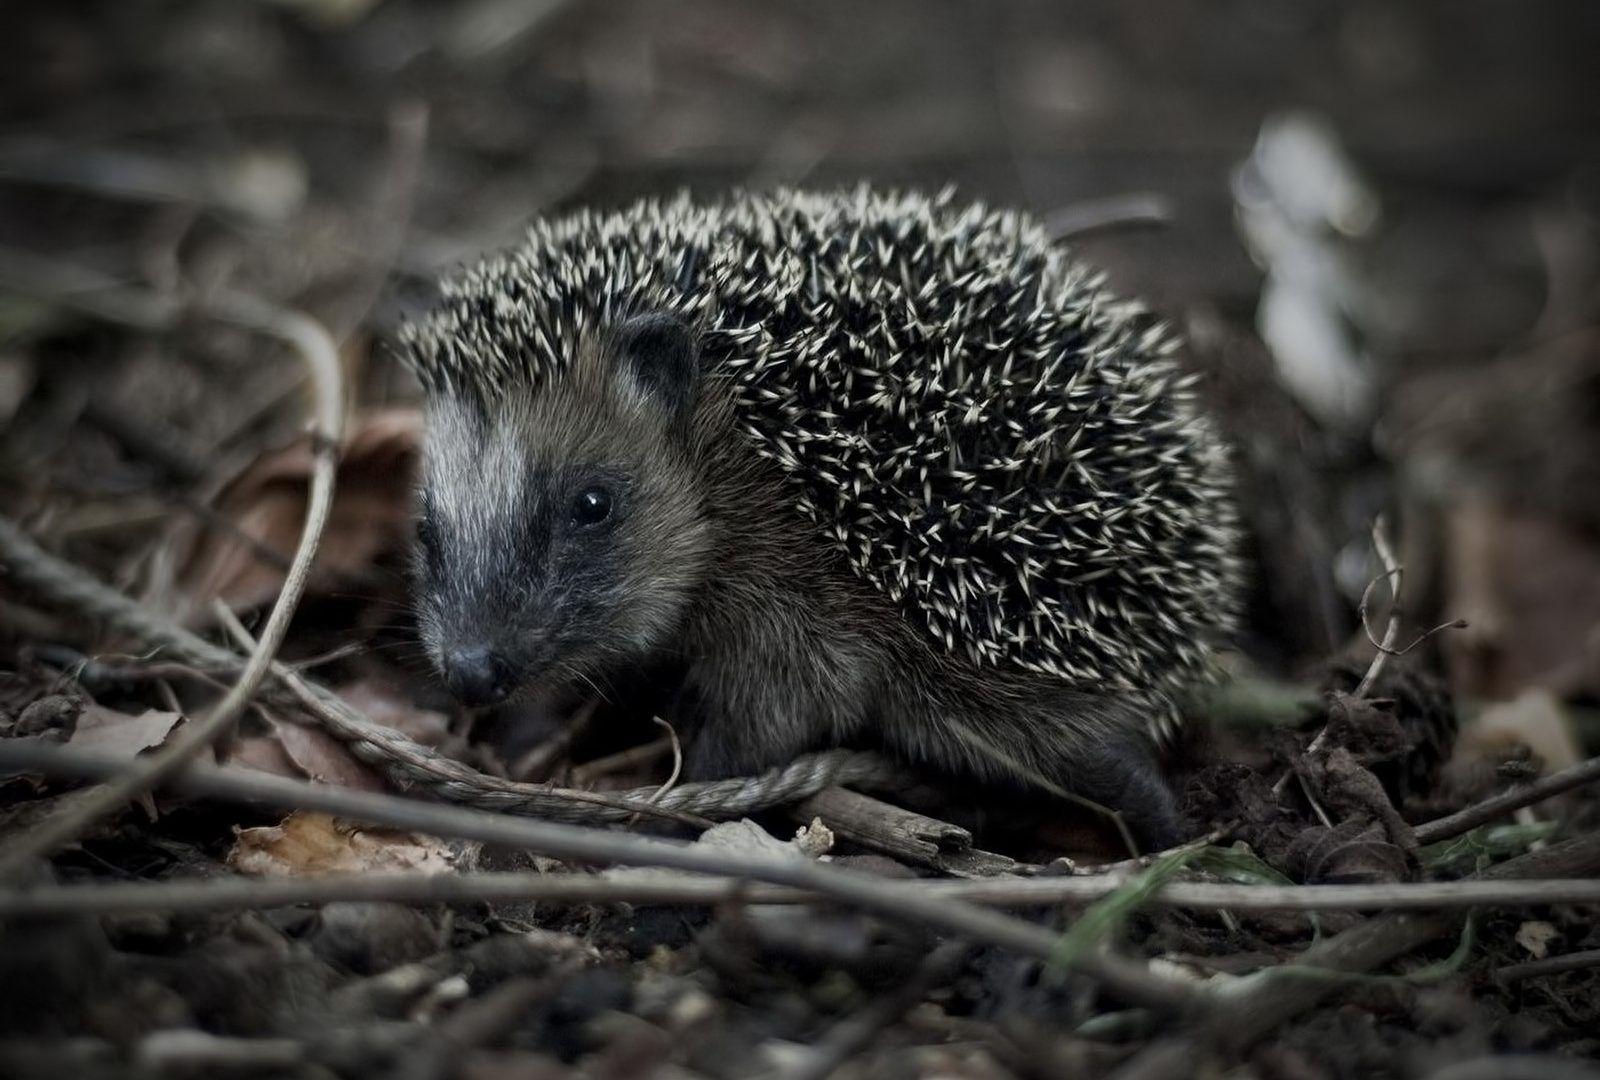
[1,2,1599,1078]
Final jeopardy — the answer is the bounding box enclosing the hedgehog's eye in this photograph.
[416,512,442,567]
[571,486,612,526]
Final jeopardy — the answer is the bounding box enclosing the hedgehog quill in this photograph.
[400,188,1242,845]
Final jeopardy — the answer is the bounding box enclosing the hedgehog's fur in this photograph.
[401,187,1242,842]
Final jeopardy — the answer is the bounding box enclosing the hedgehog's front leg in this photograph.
[670,610,876,782]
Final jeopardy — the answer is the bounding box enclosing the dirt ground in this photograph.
[2,2,1599,1078]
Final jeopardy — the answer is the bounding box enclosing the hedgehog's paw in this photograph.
[1071,738,1188,852]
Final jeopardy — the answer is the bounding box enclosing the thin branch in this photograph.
[647,716,683,802]
[1203,832,1600,1052]
[1414,754,1600,844]
[1354,523,1466,670]
[2,868,1599,919]
[0,739,1194,1014]
[137,1032,305,1074]
[0,294,345,878]
[258,622,710,827]
[1352,515,1403,700]
[509,698,599,782]
[1271,515,1405,804]
[0,245,180,329]
[568,737,672,783]
[1495,947,1600,984]
[1419,1055,1600,1080]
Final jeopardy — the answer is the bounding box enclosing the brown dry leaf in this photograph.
[337,679,450,748]
[1515,920,1559,959]
[225,733,303,779]
[157,407,423,624]
[227,810,462,877]
[67,705,182,757]
[1440,690,1583,816]
[1459,690,1582,776]
[220,714,387,791]
[1443,497,1600,701]
[267,717,389,791]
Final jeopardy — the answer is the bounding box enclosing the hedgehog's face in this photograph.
[412,313,713,707]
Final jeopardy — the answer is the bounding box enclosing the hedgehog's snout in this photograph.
[440,644,514,707]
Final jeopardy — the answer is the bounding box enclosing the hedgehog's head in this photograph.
[411,312,713,707]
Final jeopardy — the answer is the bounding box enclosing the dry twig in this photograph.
[3,869,1599,919]
[1413,754,1600,844]
[1352,515,1404,700]
[1494,947,1600,985]
[790,786,1017,878]
[0,739,1195,1014]
[0,293,344,877]
[1204,831,1600,1051]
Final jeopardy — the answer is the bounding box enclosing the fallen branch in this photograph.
[1114,831,1600,1074]
[1203,831,1600,1052]
[1414,754,1600,844]
[789,786,1016,878]
[0,739,1196,1014]
[0,293,345,878]
[1494,947,1600,984]
[1,847,1596,920]
[6,871,1595,917]
[568,737,672,784]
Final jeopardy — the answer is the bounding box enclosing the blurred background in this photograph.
[1,0,1598,764]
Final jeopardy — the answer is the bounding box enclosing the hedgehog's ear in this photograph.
[610,312,699,422]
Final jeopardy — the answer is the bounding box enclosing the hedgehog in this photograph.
[399,187,1241,846]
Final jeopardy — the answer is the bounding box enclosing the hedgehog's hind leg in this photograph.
[883,677,1190,852]
[1064,734,1187,851]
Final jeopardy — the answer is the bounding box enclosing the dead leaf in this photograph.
[227,810,463,877]
[225,734,303,779]
[1515,920,1559,959]
[1289,819,1409,885]
[1304,746,1420,867]
[1441,690,1582,816]
[68,706,182,757]
[1443,497,1600,702]
[1458,690,1582,777]
[220,714,387,791]
[337,679,450,748]
[267,717,388,791]
[155,407,423,624]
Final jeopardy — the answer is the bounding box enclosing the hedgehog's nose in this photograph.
[442,645,512,706]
